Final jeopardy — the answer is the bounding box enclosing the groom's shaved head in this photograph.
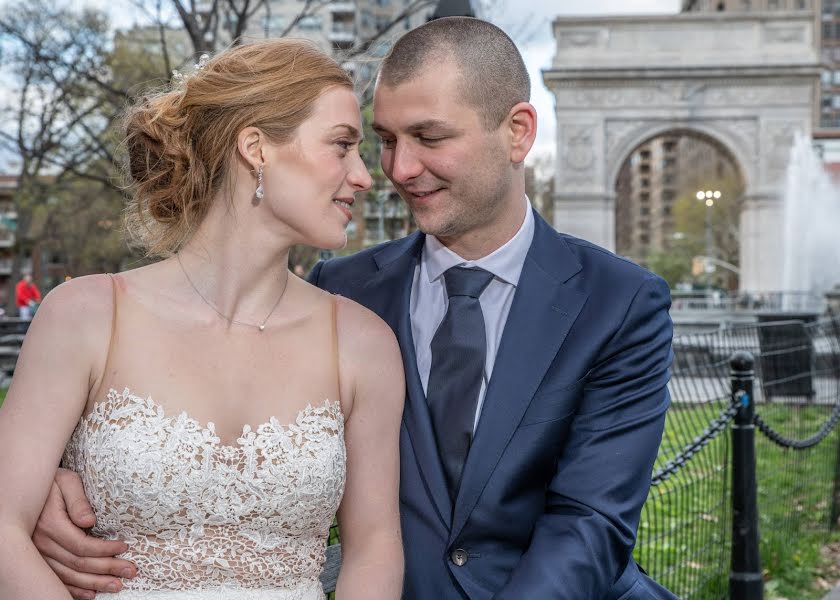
[377,17,530,130]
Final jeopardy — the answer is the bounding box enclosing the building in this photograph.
[431,0,476,18]
[615,135,740,265]
[820,1,840,128]
[682,0,812,10]
[245,0,436,93]
[0,176,17,304]
[616,138,679,262]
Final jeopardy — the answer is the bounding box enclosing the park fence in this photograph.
[636,314,840,599]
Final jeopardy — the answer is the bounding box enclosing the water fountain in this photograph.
[781,132,840,310]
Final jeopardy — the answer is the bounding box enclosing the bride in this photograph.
[0,39,404,599]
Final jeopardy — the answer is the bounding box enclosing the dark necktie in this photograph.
[427,266,495,501]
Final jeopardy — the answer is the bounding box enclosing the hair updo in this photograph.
[123,39,354,257]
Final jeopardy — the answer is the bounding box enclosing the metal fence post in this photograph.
[831,440,840,531]
[730,351,763,600]
[828,314,840,531]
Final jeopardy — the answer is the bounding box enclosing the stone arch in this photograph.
[543,10,821,292]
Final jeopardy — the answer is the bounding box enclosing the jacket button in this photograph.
[450,548,468,566]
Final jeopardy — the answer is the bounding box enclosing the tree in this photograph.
[525,154,555,226]
[0,1,130,307]
[1,0,443,186]
[646,247,694,289]
[671,173,743,290]
[1,0,444,293]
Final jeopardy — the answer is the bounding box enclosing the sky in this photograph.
[1,0,682,171]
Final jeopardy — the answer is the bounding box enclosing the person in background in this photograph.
[15,273,41,320]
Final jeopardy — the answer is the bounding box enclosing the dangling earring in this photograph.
[254,165,264,202]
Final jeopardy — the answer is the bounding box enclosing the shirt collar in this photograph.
[423,196,535,287]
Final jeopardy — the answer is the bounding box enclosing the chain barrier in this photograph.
[753,401,840,450]
[650,396,840,485]
[650,398,740,487]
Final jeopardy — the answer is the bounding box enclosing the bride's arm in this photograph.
[333,297,405,600]
[0,275,113,600]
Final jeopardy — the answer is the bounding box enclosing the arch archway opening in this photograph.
[613,130,745,292]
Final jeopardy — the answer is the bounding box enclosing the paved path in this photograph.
[824,584,840,600]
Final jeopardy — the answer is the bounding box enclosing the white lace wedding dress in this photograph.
[61,386,346,600]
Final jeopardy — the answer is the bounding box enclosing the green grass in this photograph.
[637,402,840,599]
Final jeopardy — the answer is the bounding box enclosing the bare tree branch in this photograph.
[157,0,174,76]
[0,16,131,101]
[225,0,269,43]
[278,0,331,38]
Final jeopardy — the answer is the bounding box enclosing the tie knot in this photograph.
[443,266,494,299]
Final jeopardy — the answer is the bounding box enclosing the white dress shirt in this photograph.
[410,198,535,431]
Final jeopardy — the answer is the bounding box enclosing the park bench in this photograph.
[0,318,29,383]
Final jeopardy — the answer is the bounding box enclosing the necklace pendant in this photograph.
[259,325,266,331]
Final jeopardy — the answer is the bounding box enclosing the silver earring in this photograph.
[255,165,264,200]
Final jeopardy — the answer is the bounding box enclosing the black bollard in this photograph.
[730,351,763,600]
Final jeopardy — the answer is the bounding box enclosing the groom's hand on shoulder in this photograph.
[32,468,137,600]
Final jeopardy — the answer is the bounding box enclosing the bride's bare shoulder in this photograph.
[36,273,116,325]
[23,274,119,366]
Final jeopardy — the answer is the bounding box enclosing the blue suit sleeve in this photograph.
[496,276,674,598]
[307,260,325,287]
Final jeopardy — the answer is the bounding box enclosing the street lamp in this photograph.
[696,189,721,300]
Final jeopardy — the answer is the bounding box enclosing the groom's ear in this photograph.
[506,102,537,165]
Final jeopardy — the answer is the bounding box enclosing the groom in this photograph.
[311,18,676,599]
[35,18,676,599]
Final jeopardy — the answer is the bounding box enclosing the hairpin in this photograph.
[172,53,211,84]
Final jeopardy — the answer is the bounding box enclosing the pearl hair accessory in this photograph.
[171,53,211,84]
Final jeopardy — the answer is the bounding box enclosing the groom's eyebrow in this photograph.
[405,119,454,134]
[370,119,458,136]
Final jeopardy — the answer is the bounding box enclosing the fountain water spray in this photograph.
[781,133,840,307]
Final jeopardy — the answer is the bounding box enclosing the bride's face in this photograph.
[261,86,372,249]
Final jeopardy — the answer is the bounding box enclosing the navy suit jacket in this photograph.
[309,210,677,599]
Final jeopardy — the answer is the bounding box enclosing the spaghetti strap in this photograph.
[331,294,341,404]
[90,273,119,402]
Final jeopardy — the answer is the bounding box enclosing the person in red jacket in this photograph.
[15,273,41,319]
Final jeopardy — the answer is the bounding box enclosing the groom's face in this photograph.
[372,59,513,242]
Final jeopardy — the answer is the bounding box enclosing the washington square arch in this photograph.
[542,9,822,292]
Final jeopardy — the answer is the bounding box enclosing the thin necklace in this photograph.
[176,252,288,332]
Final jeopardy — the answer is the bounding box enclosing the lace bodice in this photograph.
[61,388,346,598]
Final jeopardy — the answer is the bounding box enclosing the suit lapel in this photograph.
[450,214,589,539]
[367,233,453,524]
